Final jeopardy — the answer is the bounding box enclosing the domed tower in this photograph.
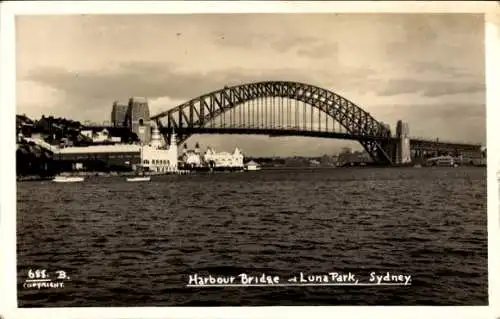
[126,97,151,144]
[150,122,164,149]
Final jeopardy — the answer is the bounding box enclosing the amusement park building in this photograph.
[180,143,245,169]
[204,147,244,168]
[53,125,178,173]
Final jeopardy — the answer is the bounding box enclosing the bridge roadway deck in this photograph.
[83,125,481,152]
[409,138,481,152]
[161,127,482,151]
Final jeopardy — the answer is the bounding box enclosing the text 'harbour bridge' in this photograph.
[148,81,482,165]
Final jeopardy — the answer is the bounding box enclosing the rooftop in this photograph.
[58,144,141,154]
[129,97,148,103]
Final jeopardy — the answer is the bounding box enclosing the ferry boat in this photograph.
[53,175,85,183]
[126,176,151,182]
[426,155,457,167]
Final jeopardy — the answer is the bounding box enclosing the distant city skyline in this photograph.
[16,14,485,156]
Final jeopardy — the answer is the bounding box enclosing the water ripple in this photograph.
[17,167,487,306]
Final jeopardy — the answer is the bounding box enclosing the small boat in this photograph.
[53,175,85,183]
[126,176,151,182]
[127,167,150,182]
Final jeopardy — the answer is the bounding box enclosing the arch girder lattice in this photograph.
[151,81,393,164]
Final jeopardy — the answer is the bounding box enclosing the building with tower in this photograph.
[139,124,178,173]
[111,101,128,127]
[203,147,244,169]
[111,97,152,145]
[51,124,178,174]
[181,142,203,168]
[179,143,245,170]
[126,97,151,145]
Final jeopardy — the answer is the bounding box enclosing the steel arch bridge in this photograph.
[150,81,397,164]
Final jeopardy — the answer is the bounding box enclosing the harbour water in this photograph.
[17,167,487,306]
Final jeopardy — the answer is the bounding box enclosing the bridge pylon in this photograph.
[395,120,411,164]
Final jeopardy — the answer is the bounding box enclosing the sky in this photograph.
[16,14,485,156]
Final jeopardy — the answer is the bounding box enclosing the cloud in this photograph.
[24,62,321,102]
[377,78,485,97]
[22,62,338,120]
[214,30,339,59]
[16,14,486,154]
[377,102,485,121]
[22,60,485,126]
[296,42,339,59]
[16,80,62,110]
[412,61,477,78]
[372,102,485,143]
[22,60,407,123]
[148,96,187,115]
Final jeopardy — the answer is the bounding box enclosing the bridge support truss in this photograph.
[151,81,395,165]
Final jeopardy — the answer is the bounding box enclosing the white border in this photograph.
[1,2,499,319]
[486,10,500,319]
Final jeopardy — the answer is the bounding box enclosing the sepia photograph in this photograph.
[2,2,499,318]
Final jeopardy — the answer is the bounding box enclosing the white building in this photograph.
[181,143,203,167]
[203,147,244,168]
[183,151,203,167]
[245,160,261,171]
[52,125,178,173]
[140,125,178,173]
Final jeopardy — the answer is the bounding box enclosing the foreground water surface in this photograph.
[17,167,487,306]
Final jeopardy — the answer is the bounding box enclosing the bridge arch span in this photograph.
[150,81,394,164]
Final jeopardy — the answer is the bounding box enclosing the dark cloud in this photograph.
[373,102,485,144]
[23,61,395,122]
[25,61,485,128]
[21,63,486,148]
[25,62,327,103]
[378,78,485,97]
[23,62,344,121]
[376,102,485,121]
